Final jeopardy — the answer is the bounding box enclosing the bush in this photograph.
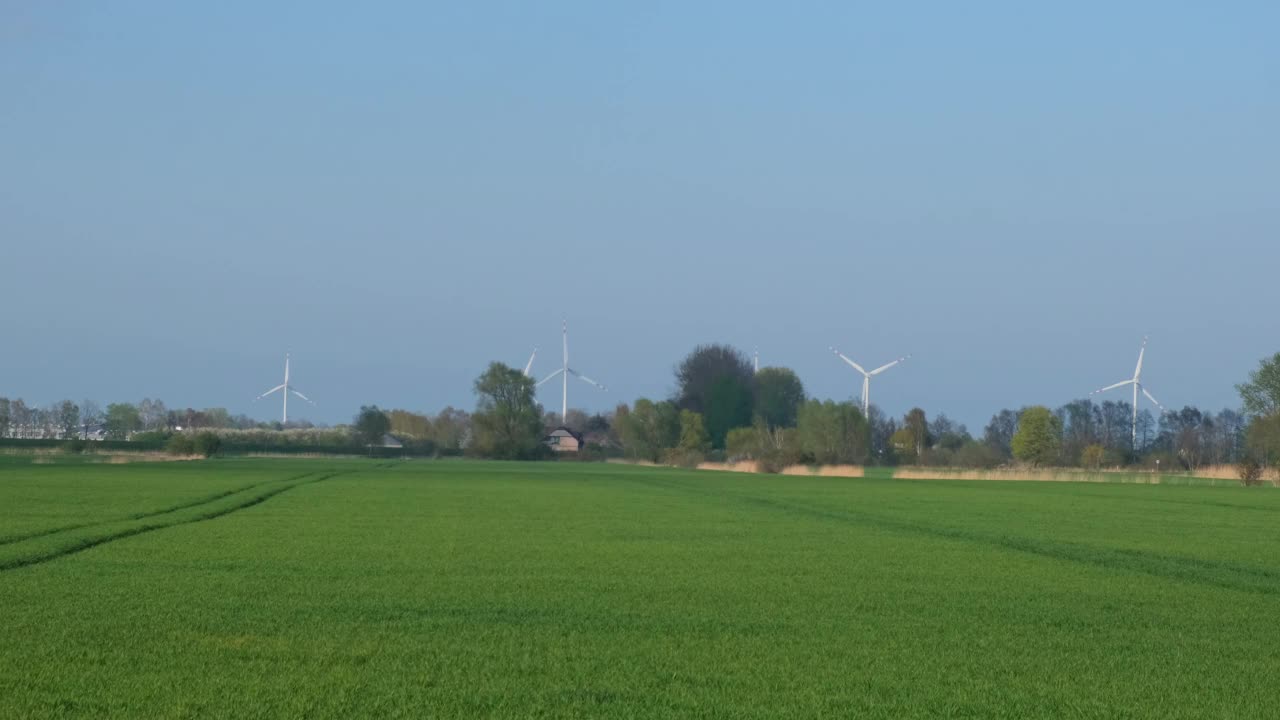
[192,432,222,458]
[663,448,705,469]
[62,438,88,454]
[1238,458,1264,486]
[166,434,195,456]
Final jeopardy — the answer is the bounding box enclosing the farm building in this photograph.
[543,427,584,453]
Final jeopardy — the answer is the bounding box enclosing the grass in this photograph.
[1,458,1278,718]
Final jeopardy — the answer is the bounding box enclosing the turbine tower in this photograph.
[754,348,760,373]
[537,321,606,422]
[1090,336,1165,448]
[830,347,910,417]
[254,353,315,424]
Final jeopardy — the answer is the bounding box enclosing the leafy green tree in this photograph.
[1245,414,1280,468]
[355,406,392,448]
[1011,406,1062,466]
[103,403,141,440]
[0,397,10,437]
[470,363,544,459]
[797,400,870,465]
[891,428,918,464]
[753,367,805,428]
[616,398,680,462]
[674,344,754,449]
[1238,353,1280,417]
[677,410,711,454]
[903,408,929,458]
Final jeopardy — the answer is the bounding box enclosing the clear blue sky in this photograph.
[2,1,1277,429]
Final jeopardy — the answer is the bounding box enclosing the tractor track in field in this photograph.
[621,473,1280,597]
[0,471,321,547]
[0,470,348,573]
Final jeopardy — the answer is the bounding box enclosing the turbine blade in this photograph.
[255,384,286,401]
[830,347,868,376]
[568,368,607,391]
[1090,379,1133,395]
[1134,336,1148,379]
[523,348,537,376]
[290,389,316,405]
[1141,386,1164,411]
[869,354,911,376]
[536,369,564,387]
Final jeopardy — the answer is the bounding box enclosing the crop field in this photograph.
[1,458,1278,718]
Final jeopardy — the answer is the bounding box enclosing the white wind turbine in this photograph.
[830,347,910,417]
[254,353,315,424]
[1090,336,1165,449]
[537,321,606,422]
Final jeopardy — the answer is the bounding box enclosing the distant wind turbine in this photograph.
[1090,336,1165,449]
[754,348,760,373]
[830,347,910,417]
[537,321,606,421]
[254,353,315,424]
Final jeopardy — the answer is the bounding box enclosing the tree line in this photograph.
[4,348,1278,476]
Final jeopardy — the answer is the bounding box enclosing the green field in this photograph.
[2,458,1278,718]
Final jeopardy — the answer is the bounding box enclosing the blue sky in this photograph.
[2,1,1277,429]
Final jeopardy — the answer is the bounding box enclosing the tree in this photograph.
[470,363,544,459]
[138,398,169,431]
[930,414,970,451]
[1081,444,1106,469]
[616,398,680,462]
[103,403,141,440]
[674,344,754,449]
[797,400,870,465]
[677,410,711,454]
[1011,406,1062,466]
[1246,414,1280,468]
[431,407,471,450]
[56,401,80,439]
[1237,352,1280,417]
[903,408,929,458]
[0,398,10,438]
[354,406,391,448]
[983,409,1018,457]
[388,409,432,439]
[79,399,102,438]
[753,367,805,428]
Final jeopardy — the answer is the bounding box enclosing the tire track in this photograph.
[620,473,1280,596]
[0,472,318,547]
[0,471,347,573]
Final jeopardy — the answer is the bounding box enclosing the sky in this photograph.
[2,1,1277,430]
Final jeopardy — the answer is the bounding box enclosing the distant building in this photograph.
[543,426,584,453]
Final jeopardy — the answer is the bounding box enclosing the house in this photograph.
[543,426,584,453]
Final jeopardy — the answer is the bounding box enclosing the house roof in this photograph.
[545,426,584,442]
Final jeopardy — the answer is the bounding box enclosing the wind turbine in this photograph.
[830,347,910,417]
[537,321,606,422]
[1090,336,1165,449]
[754,348,760,373]
[523,348,537,377]
[254,353,315,424]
